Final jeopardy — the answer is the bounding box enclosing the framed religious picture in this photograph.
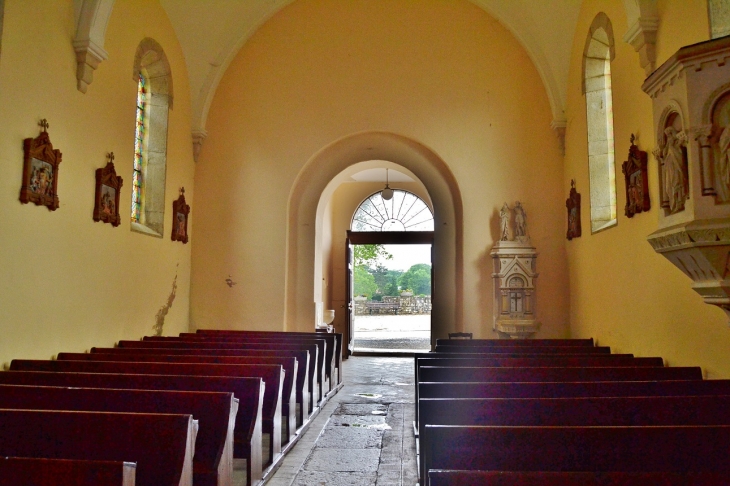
[171,187,190,244]
[622,133,650,218]
[566,179,581,240]
[93,152,123,226]
[19,119,61,210]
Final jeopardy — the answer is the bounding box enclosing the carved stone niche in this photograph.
[490,240,540,339]
[642,36,730,321]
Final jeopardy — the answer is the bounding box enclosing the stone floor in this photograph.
[266,356,418,486]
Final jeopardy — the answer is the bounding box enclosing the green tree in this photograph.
[370,264,390,293]
[354,244,392,267]
[353,265,377,297]
[399,263,431,295]
[384,270,403,296]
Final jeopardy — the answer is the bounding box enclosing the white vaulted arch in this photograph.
[73,0,115,93]
[286,131,464,342]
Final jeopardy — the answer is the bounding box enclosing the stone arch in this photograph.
[582,13,615,95]
[73,0,114,93]
[133,38,173,108]
[285,131,463,342]
[583,12,618,233]
[130,38,173,237]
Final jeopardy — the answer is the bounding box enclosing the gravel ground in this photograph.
[353,315,431,352]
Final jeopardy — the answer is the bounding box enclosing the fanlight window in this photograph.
[351,190,434,231]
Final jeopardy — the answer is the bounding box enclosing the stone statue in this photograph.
[514,201,529,242]
[717,124,730,201]
[500,203,510,241]
[662,126,687,214]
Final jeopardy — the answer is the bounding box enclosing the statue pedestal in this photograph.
[491,240,541,339]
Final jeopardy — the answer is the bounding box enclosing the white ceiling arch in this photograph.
[75,1,655,154]
[157,0,585,138]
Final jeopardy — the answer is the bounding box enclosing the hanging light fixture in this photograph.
[381,168,394,200]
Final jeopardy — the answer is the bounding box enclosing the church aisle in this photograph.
[266,356,417,486]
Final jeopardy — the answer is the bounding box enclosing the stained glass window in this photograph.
[131,74,147,223]
[351,190,434,232]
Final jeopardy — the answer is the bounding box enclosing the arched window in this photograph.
[130,38,173,237]
[583,13,617,233]
[351,190,434,231]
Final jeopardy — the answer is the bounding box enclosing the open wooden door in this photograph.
[345,236,354,358]
[346,230,434,355]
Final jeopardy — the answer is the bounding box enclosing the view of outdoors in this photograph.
[352,243,431,352]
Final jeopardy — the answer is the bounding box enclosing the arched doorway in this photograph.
[348,188,434,355]
[285,131,464,356]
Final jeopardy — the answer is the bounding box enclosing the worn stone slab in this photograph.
[328,414,386,427]
[291,471,377,485]
[335,403,388,415]
[316,426,384,449]
[303,448,380,472]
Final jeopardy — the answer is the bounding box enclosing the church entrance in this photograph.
[346,188,434,355]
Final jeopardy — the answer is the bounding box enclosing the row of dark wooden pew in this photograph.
[0,329,343,486]
[416,338,730,485]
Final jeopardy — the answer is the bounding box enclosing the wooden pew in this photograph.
[9,360,283,471]
[433,345,611,353]
[149,335,335,396]
[194,330,343,386]
[434,338,595,347]
[427,470,730,486]
[418,379,730,400]
[418,366,702,383]
[118,340,324,408]
[0,409,196,486]
[0,384,236,486]
[90,346,311,424]
[413,352,641,390]
[422,425,730,486]
[0,371,263,485]
[0,457,136,486]
[413,356,665,424]
[58,352,299,445]
[419,395,730,483]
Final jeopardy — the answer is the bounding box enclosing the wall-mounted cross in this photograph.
[107,152,115,164]
[39,119,49,132]
[180,187,185,196]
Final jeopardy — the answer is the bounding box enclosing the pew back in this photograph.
[427,470,730,486]
[0,370,264,486]
[434,338,595,347]
[433,345,611,353]
[0,409,195,486]
[0,457,136,486]
[418,366,702,383]
[0,384,235,486]
[58,352,299,443]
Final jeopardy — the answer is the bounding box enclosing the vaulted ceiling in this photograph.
[157,0,587,135]
[77,1,653,138]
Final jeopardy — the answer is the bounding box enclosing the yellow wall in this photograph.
[0,0,195,367]
[192,0,570,338]
[564,0,730,377]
